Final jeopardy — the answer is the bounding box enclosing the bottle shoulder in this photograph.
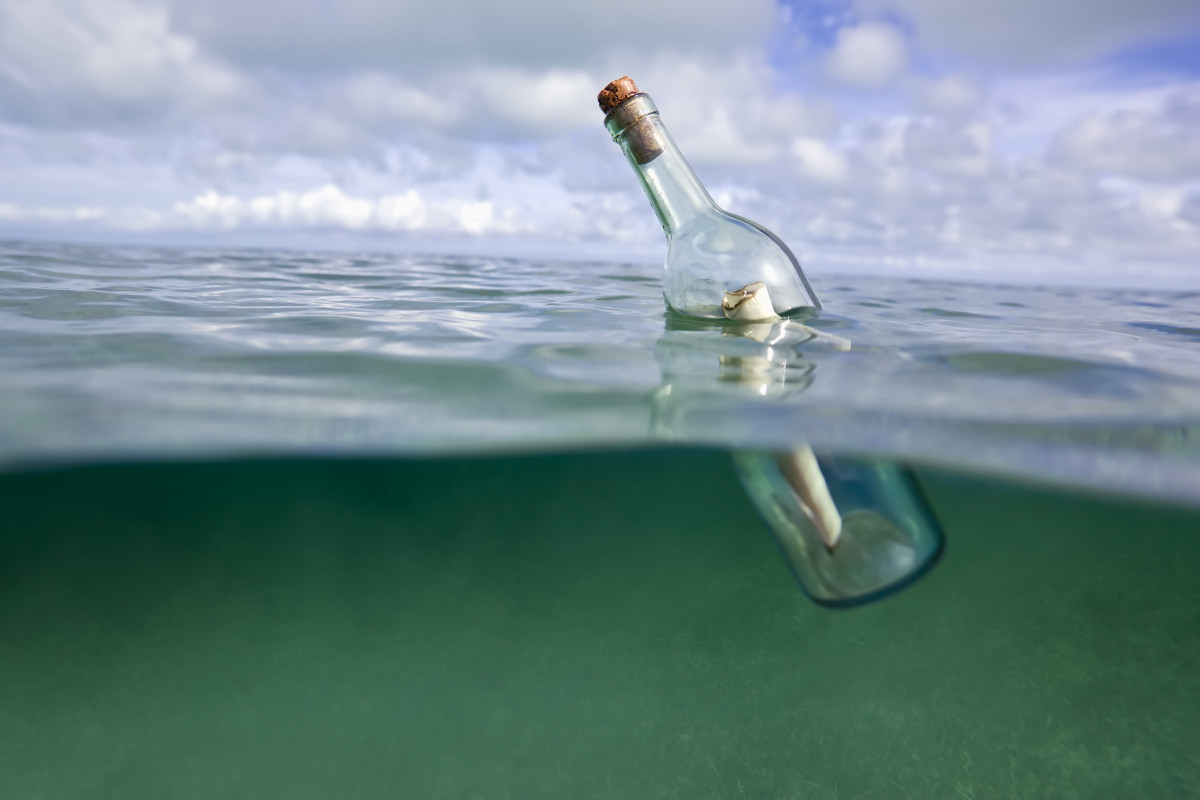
[667,212,786,259]
[663,211,819,316]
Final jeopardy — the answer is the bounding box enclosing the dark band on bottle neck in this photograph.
[603,94,664,165]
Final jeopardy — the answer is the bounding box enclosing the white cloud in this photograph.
[824,23,909,88]
[790,138,849,184]
[1049,89,1200,181]
[476,70,598,137]
[0,202,107,223]
[671,106,779,166]
[1181,195,1200,229]
[163,0,776,72]
[905,120,993,179]
[627,54,838,170]
[0,0,1198,285]
[0,185,530,237]
[0,0,243,126]
[338,68,600,142]
[171,186,525,235]
[0,200,163,230]
[377,192,429,231]
[1138,187,1193,235]
[342,75,461,131]
[859,0,1200,67]
[913,75,984,118]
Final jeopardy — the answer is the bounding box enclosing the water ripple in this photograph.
[1,239,1199,504]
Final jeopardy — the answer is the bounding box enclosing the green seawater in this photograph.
[2,238,1200,796]
[2,450,1199,798]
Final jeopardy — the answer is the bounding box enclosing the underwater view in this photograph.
[1,239,1198,796]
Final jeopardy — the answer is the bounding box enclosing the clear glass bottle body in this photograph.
[605,85,943,606]
[651,314,945,607]
[733,450,945,607]
[605,95,819,319]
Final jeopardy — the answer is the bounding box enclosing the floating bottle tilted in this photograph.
[603,77,944,606]
[598,77,819,320]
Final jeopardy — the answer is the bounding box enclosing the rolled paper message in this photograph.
[723,281,782,322]
[777,445,844,549]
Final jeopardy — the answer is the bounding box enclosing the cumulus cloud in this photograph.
[0,202,107,223]
[0,185,522,236]
[0,179,664,245]
[824,23,909,88]
[0,0,1198,284]
[172,185,528,235]
[608,54,839,180]
[717,93,1200,274]
[0,200,162,230]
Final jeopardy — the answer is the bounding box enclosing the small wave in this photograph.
[1127,321,1200,342]
[918,307,998,319]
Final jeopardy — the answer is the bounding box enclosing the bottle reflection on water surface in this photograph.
[598,77,819,320]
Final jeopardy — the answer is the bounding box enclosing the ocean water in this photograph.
[2,239,1198,500]
[1,238,1199,796]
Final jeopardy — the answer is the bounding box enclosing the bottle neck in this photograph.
[604,95,716,236]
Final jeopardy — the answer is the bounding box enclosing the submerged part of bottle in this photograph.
[733,450,944,608]
[599,77,820,320]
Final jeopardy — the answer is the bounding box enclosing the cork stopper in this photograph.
[598,76,640,114]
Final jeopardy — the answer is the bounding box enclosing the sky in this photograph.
[1,0,1199,285]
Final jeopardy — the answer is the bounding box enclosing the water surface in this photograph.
[3,239,1200,796]
[2,239,1198,504]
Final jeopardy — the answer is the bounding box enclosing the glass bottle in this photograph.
[732,449,945,608]
[599,76,820,320]
[649,313,945,607]
[602,77,943,606]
